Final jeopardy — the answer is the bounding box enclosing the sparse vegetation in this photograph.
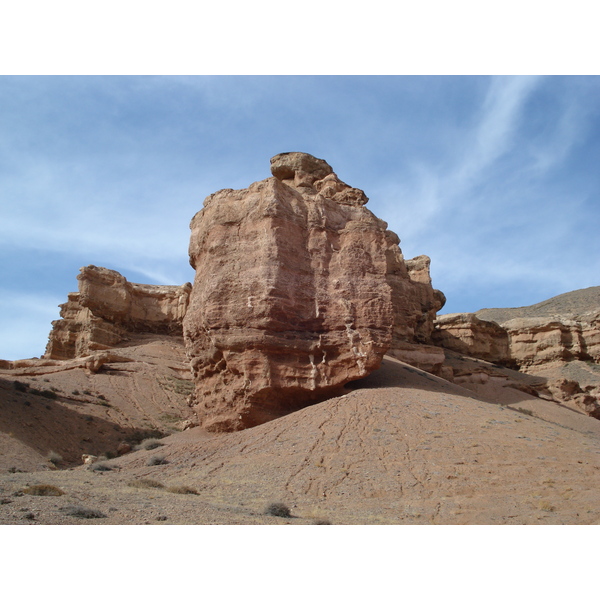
[89,462,113,472]
[147,455,169,466]
[60,505,107,519]
[137,438,165,451]
[160,376,195,396]
[126,429,164,445]
[128,479,165,489]
[538,501,556,512]
[47,451,63,465]
[516,407,534,416]
[265,502,292,518]
[13,380,29,393]
[312,519,332,525]
[31,389,58,400]
[22,484,65,496]
[166,485,198,495]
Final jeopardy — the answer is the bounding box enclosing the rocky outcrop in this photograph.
[183,152,445,431]
[501,314,600,368]
[386,253,447,375]
[433,311,599,370]
[433,297,600,418]
[45,266,192,359]
[432,313,512,367]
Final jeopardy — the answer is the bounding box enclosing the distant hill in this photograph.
[476,286,600,324]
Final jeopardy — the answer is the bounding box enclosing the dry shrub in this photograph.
[166,485,198,495]
[61,505,106,519]
[146,455,169,466]
[137,438,165,451]
[265,502,292,518]
[538,501,556,512]
[89,462,113,472]
[312,519,332,525]
[128,479,165,490]
[47,451,63,465]
[22,484,65,496]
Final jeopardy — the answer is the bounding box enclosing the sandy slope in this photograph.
[1,357,598,525]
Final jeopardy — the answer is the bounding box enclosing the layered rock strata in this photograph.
[433,304,600,418]
[183,152,445,431]
[45,265,192,359]
[433,311,599,369]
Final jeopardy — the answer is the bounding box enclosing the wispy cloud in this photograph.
[449,75,542,195]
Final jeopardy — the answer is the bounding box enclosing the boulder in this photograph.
[183,152,446,431]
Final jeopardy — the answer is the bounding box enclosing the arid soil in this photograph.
[2,356,598,525]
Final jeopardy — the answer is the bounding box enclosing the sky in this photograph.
[1,75,599,359]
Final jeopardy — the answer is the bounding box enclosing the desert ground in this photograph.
[2,352,598,525]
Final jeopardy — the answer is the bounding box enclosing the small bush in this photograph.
[312,519,332,525]
[127,429,164,444]
[72,390,80,395]
[166,485,198,495]
[61,505,106,519]
[39,389,57,400]
[89,462,113,472]
[147,455,169,466]
[137,438,164,451]
[47,451,63,465]
[538,501,556,512]
[22,484,65,496]
[516,407,534,416]
[13,381,29,393]
[265,502,292,518]
[128,479,165,489]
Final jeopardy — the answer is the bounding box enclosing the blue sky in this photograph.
[1,75,599,359]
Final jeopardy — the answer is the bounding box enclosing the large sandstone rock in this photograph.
[45,266,191,359]
[183,152,445,431]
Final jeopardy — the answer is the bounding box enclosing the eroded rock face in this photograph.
[183,152,445,431]
[432,313,512,366]
[434,311,600,370]
[45,266,191,359]
[502,315,600,367]
[433,307,600,418]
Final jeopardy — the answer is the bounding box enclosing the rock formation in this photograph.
[183,152,445,431]
[432,313,513,367]
[434,309,599,369]
[433,290,600,418]
[45,265,191,359]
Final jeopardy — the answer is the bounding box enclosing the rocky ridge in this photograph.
[45,265,191,360]
[433,289,600,418]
